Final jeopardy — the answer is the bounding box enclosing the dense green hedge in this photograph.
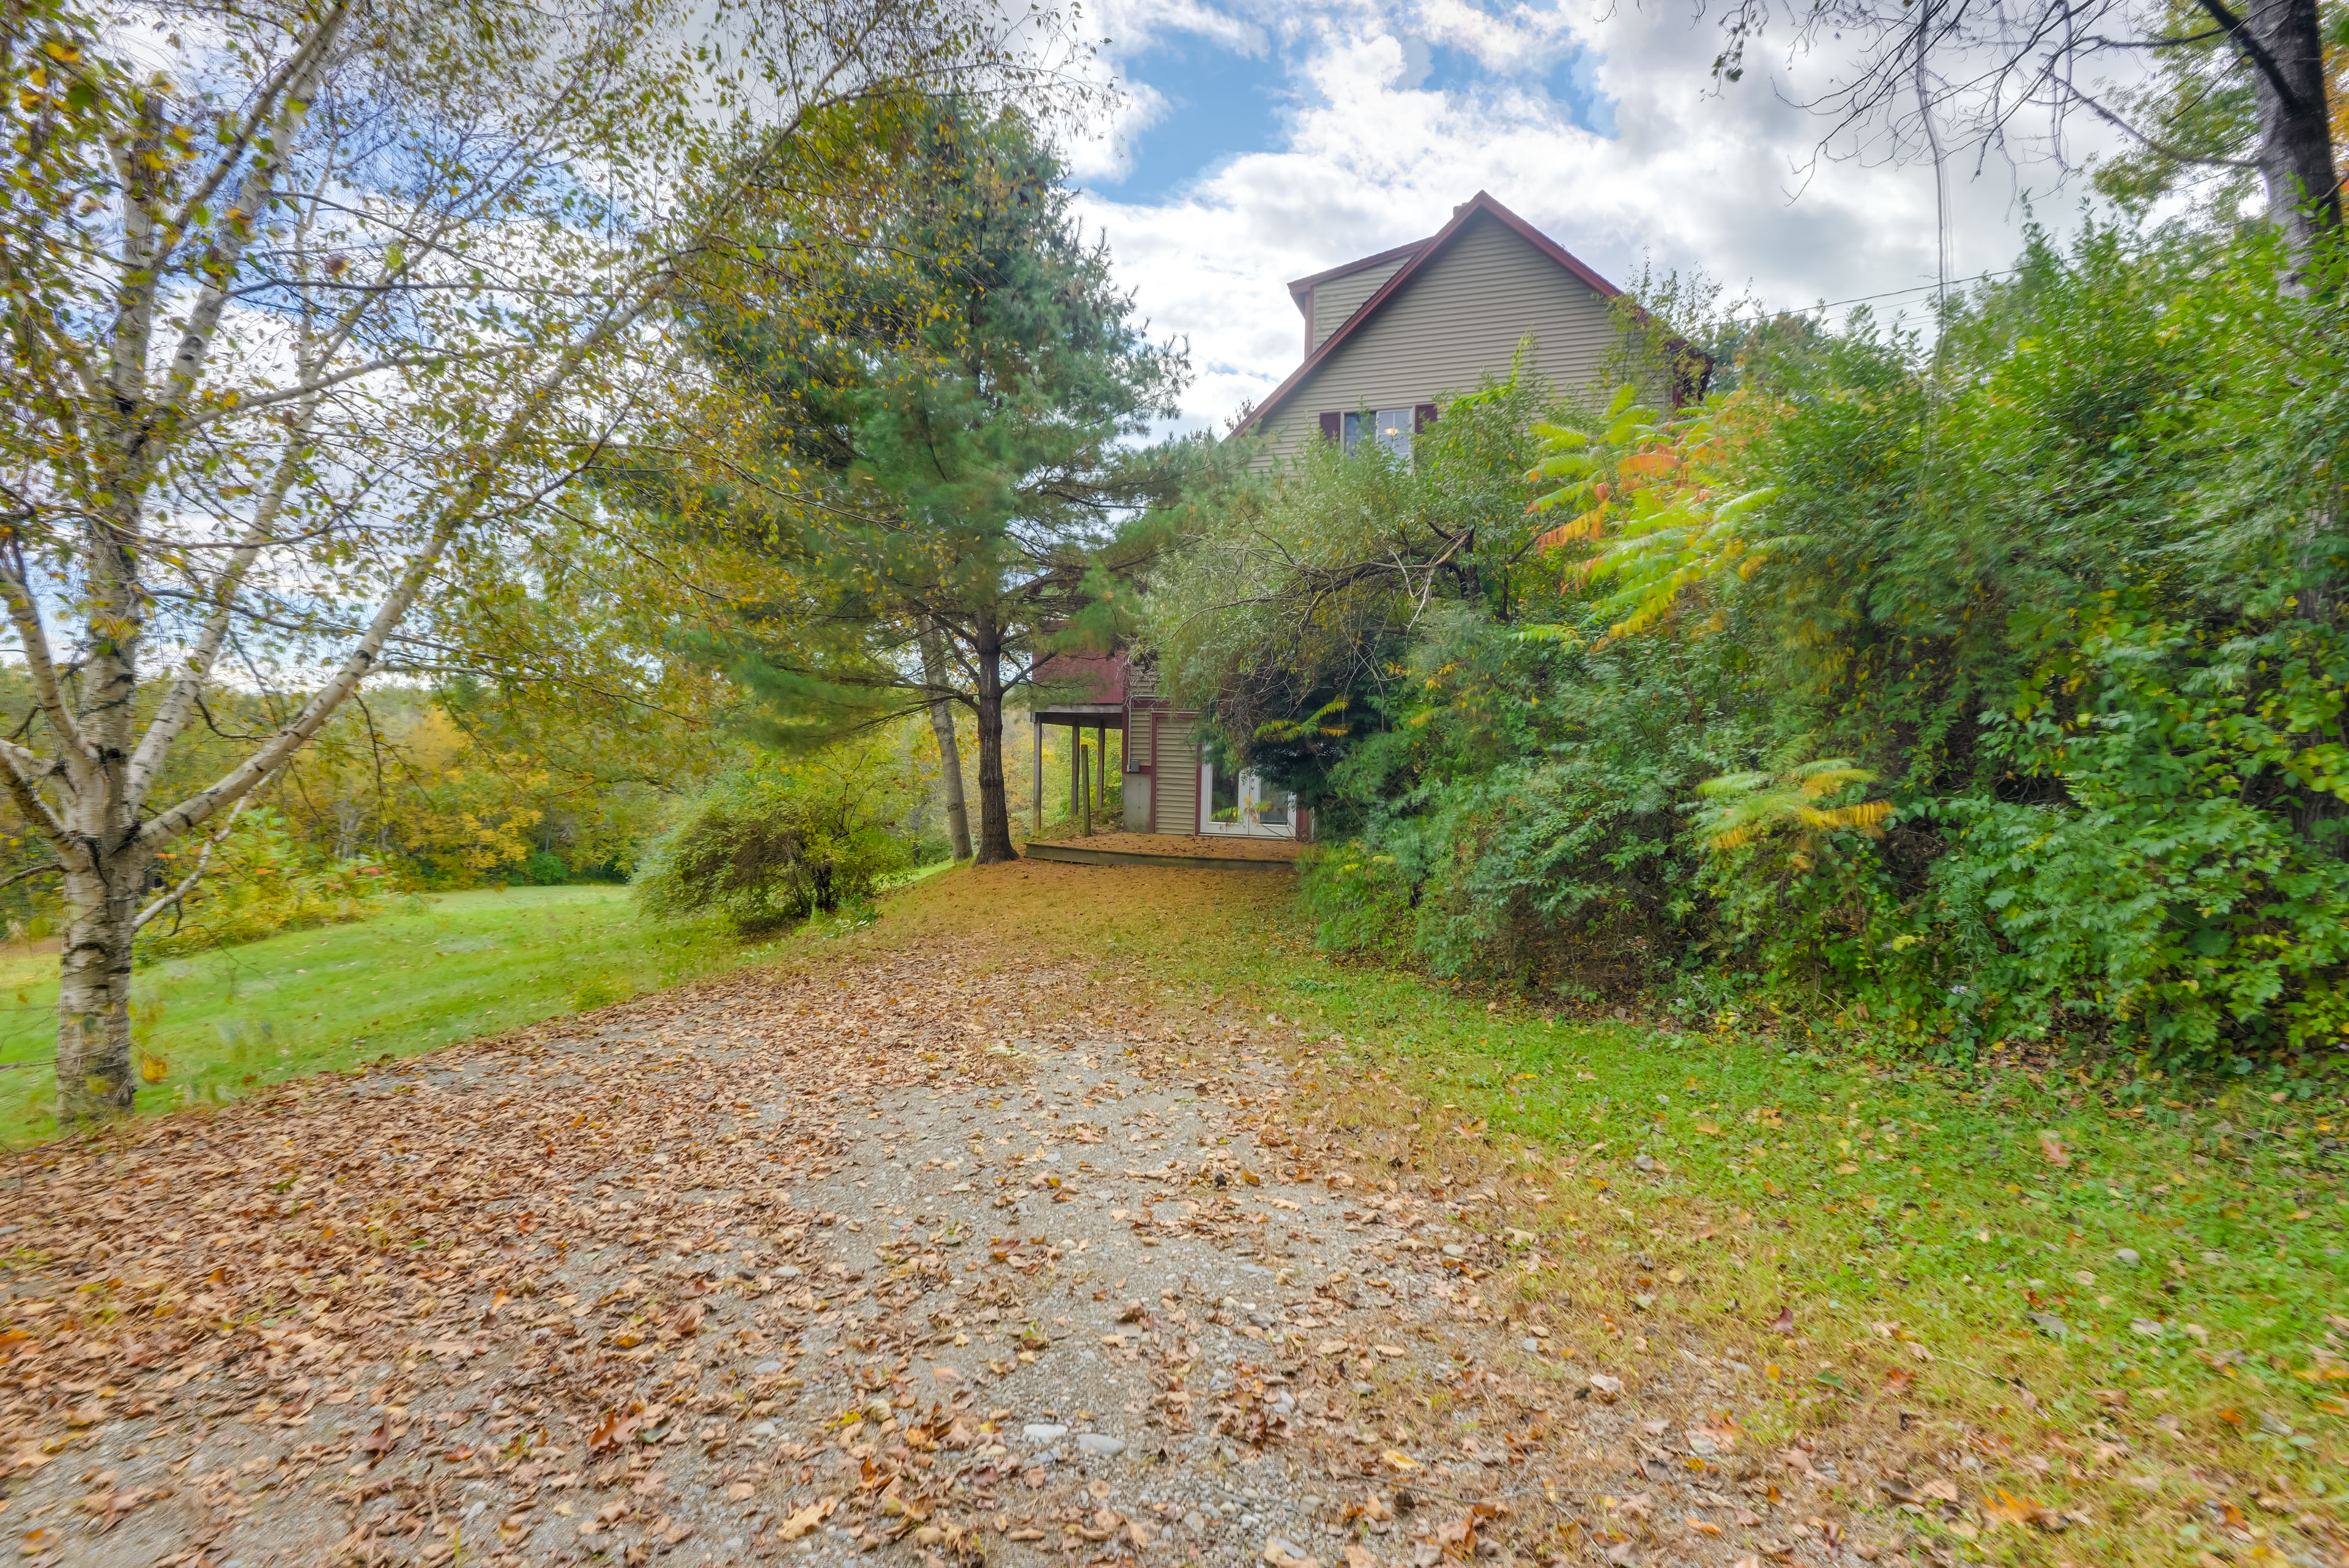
[1154,222,2349,1071]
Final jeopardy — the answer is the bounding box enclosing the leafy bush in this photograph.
[634,759,915,934]
[522,850,569,885]
[1170,219,2349,1070]
[138,808,393,961]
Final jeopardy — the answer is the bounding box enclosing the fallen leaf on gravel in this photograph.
[1767,1305,1794,1335]
[779,1497,837,1540]
[1382,1450,1418,1471]
[1373,1343,1407,1358]
[589,1410,644,1452]
[1587,1373,1622,1400]
[1919,1479,1961,1503]
[726,1482,754,1501]
[1345,1547,1378,1568]
[1690,1413,1739,1452]
[2038,1131,2069,1167]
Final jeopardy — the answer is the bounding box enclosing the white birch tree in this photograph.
[0,0,1035,1126]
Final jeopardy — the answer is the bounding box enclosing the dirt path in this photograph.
[0,912,1898,1568]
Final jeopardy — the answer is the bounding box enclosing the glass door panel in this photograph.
[1198,762,1296,837]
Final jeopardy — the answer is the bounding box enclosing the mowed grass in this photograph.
[0,885,773,1146]
[837,863,2349,1565]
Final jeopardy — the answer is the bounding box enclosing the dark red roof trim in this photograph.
[1244,191,1634,439]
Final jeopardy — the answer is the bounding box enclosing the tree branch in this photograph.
[133,795,250,932]
[2189,0,2310,114]
[0,551,98,799]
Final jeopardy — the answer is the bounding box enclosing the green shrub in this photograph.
[138,808,393,961]
[1166,219,2349,1070]
[634,762,913,934]
[522,850,569,885]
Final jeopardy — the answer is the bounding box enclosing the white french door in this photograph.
[1198,761,1296,838]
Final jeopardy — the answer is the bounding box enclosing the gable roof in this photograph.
[1241,191,1628,437]
[1285,238,1430,316]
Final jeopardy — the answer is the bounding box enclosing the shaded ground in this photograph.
[0,860,2340,1568]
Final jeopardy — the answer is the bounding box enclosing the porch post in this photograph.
[1032,717,1042,834]
[1069,727,1080,823]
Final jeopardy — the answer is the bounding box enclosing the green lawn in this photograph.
[0,886,774,1146]
[887,864,2348,1560]
[1146,913,2349,1553]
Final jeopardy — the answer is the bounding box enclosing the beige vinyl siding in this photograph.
[1150,712,1200,836]
[1254,211,1624,469]
[1308,255,1414,352]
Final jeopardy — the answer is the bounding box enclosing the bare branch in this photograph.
[0,550,97,798]
[133,795,251,932]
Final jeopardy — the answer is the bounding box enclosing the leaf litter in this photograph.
[0,859,2307,1568]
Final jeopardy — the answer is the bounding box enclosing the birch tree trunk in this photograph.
[54,865,141,1121]
[919,628,973,860]
[2,0,1022,1129]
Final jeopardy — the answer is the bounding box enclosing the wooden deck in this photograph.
[1020,831,1301,872]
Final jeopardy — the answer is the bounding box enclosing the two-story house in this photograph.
[1033,191,1636,844]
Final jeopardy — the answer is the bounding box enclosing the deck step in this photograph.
[1022,842,1297,872]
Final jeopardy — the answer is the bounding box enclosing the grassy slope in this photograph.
[0,886,775,1146]
[846,862,2348,1566]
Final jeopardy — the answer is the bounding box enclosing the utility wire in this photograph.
[1715,267,2023,332]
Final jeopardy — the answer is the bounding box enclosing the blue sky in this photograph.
[1058,0,2118,432]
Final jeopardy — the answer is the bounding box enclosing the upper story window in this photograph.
[1341,407,1418,459]
[1324,403,1439,461]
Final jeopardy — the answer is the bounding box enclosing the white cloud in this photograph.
[1070,0,2128,434]
[1090,0,1271,56]
[1416,0,1584,74]
[1060,75,1173,181]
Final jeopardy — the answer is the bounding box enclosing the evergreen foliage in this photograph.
[645,104,1201,862]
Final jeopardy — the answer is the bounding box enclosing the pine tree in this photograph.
[667,106,1195,863]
